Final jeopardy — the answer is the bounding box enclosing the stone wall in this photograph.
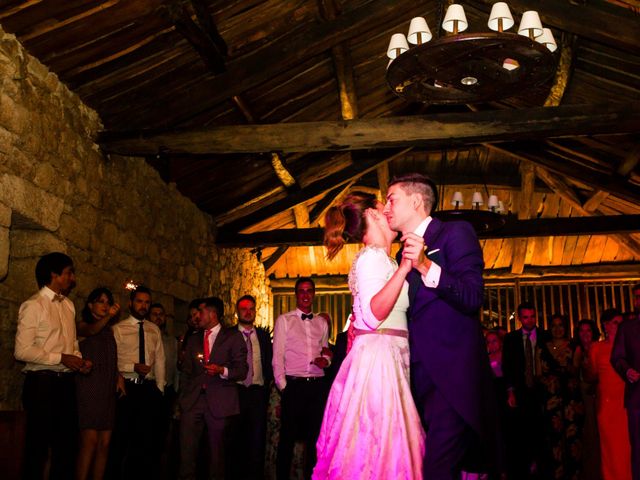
[0,28,271,410]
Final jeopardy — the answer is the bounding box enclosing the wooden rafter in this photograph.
[166,1,226,74]
[489,141,640,205]
[215,214,640,247]
[99,103,640,155]
[511,163,535,274]
[534,166,640,258]
[217,148,411,233]
[582,143,640,212]
[309,182,355,226]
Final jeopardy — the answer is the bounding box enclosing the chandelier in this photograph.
[432,189,507,232]
[386,2,558,104]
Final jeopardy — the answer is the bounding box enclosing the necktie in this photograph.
[524,332,534,388]
[301,313,314,320]
[138,321,146,365]
[204,329,212,364]
[243,330,254,387]
[52,294,65,302]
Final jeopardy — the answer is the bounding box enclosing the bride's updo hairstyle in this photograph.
[324,192,378,260]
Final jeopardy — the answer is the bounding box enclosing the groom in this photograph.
[384,173,498,479]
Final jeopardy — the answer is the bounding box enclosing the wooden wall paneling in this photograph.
[561,236,579,264]
[594,284,601,320]
[497,287,503,327]
[571,236,591,265]
[583,235,608,263]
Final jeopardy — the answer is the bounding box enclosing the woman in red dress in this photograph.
[586,308,632,480]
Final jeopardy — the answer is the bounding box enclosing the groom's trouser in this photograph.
[414,369,473,480]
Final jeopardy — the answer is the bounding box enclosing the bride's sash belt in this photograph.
[353,327,408,338]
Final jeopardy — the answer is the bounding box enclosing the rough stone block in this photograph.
[0,174,64,231]
[58,214,90,250]
[0,226,8,279]
[184,265,199,287]
[0,202,10,227]
[10,230,66,258]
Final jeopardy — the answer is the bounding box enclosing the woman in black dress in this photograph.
[75,287,122,480]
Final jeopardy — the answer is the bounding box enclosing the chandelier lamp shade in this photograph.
[386,2,558,104]
[433,190,507,232]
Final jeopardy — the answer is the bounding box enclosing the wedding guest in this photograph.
[178,296,247,480]
[586,309,631,480]
[110,286,166,479]
[611,283,640,480]
[14,252,91,480]
[502,303,548,479]
[273,278,332,480]
[535,314,584,480]
[573,319,601,480]
[231,294,273,480]
[75,287,122,480]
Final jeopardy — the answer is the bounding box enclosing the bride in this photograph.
[312,192,425,480]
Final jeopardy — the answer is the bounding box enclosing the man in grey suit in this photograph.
[611,283,640,480]
[178,296,248,480]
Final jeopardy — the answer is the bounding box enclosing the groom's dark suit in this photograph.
[404,217,498,479]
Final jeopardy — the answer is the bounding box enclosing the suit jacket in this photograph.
[179,326,248,417]
[254,326,274,387]
[406,219,496,456]
[611,316,640,409]
[502,327,549,403]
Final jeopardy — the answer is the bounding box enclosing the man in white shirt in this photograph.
[109,285,165,479]
[14,251,91,480]
[273,277,332,480]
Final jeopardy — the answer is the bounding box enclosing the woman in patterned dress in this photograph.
[75,287,122,480]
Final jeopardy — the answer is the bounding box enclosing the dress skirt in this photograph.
[312,331,425,480]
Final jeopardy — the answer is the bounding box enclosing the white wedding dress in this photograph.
[313,246,425,479]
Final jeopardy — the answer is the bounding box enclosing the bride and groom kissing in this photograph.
[313,173,499,480]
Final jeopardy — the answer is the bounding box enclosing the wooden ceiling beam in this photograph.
[263,246,289,275]
[583,143,640,211]
[534,166,640,258]
[168,2,226,74]
[309,182,355,226]
[319,0,358,121]
[217,148,411,233]
[489,141,640,205]
[511,163,535,274]
[215,214,640,247]
[158,0,401,126]
[269,263,640,288]
[99,102,640,155]
[475,0,639,54]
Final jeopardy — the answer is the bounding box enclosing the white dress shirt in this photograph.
[112,315,166,392]
[272,309,330,391]
[14,286,81,372]
[203,323,229,378]
[238,325,264,386]
[414,216,442,288]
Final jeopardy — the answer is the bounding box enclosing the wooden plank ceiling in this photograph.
[1,0,639,280]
